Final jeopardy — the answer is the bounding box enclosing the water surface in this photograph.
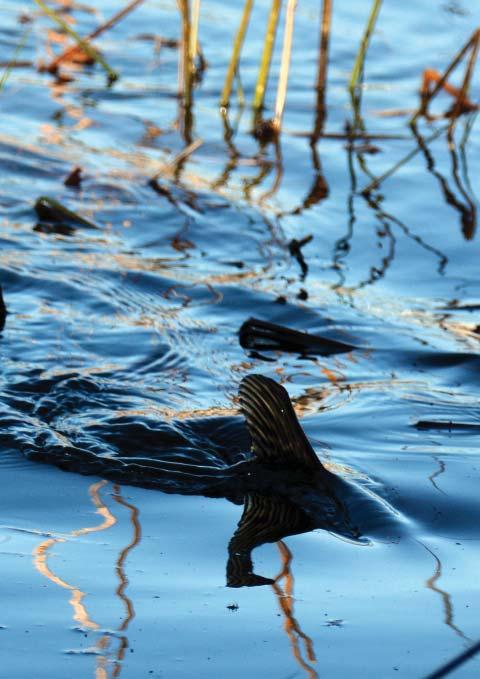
[1,1,480,677]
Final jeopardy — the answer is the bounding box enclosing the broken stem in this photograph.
[34,0,118,83]
[411,29,478,123]
[46,0,146,73]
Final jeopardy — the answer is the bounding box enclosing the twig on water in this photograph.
[360,125,448,194]
[152,138,204,181]
[312,0,332,141]
[34,0,118,84]
[44,0,146,75]
[252,0,282,117]
[220,0,254,109]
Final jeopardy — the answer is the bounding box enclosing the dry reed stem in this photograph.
[253,0,282,113]
[189,0,201,62]
[312,0,332,140]
[272,0,297,131]
[178,0,193,108]
[411,29,479,123]
[448,31,480,140]
[46,0,146,73]
[220,0,254,109]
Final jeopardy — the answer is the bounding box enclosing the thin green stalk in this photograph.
[272,0,297,132]
[348,0,382,92]
[34,0,118,83]
[0,28,31,93]
[220,0,254,109]
[252,0,282,113]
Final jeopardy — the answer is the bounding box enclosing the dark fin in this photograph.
[227,493,312,588]
[239,317,356,356]
[239,374,325,471]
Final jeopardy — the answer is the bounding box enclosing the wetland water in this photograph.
[1,1,480,677]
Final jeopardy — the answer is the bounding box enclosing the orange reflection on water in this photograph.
[32,479,143,678]
[272,540,318,679]
[32,479,116,631]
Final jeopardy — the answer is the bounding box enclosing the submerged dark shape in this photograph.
[239,317,356,356]
[34,196,98,231]
[0,284,7,331]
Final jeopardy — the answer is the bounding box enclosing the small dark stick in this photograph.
[422,638,480,679]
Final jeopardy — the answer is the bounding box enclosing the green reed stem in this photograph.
[0,28,31,93]
[220,0,254,109]
[348,0,382,92]
[33,0,118,84]
[252,0,282,113]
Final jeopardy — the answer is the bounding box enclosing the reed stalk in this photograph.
[312,0,332,140]
[190,0,201,63]
[348,0,382,93]
[272,0,297,131]
[46,0,146,73]
[34,0,118,83]
[252,0,282,114]
[220,0,254,109]
[178,0,193,108]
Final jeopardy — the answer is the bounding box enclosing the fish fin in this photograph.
[239,374,324,470]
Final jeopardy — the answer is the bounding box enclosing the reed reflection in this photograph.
[32,479,142,679]
[226,493,318,678]
[411,122,477,240]
[421,542,470,643]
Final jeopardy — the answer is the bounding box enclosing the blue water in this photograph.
[1,0,480,677]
